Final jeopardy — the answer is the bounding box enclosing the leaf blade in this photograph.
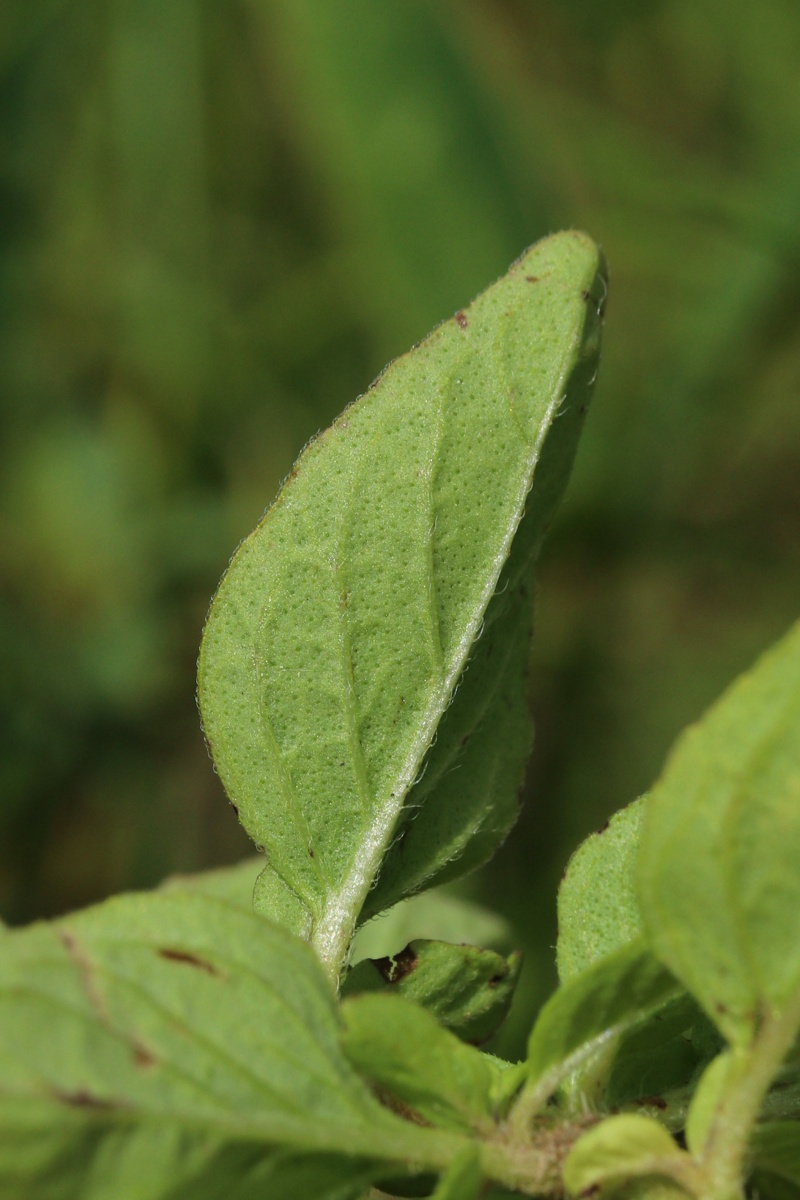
[198,232,606,976]
[340,993,495,1133]
[0,890,460,1197]
[523,941,680,1114]
[750,1123,800,1186]
[637,620,800,1046]
[556,797,646,982]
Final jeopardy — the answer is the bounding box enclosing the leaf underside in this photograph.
[198,231,606,975]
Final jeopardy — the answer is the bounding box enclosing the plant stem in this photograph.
[701,987,800,1200]
[479,1116,599,1196]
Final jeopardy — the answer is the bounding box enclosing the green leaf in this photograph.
[158,856,262,911]
[750,1173,800,1200]
[557,797,646,982]
[522,941,680,1114]
[684,1051,738,1156]
[604,991,709,1110]
[198,231,606,979]
[0,890,462,1198]
[340,993,495,1133]
[562,1115,689,1196]
[750,1123,800,1187]
[637,620,800,1046]
[342,939,522,1044]
[351,890,511,964]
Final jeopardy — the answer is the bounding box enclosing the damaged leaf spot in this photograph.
[374,944,419,984]
[157,948,221,976]
[133,1044,158,1070]
[53,1088,116,1111]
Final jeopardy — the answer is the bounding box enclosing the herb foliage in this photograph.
[2,233,797,1200]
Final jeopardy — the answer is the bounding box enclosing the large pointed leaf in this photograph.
[198,232,606,979]
[637,620,800,1047]
[0,890,462,1198]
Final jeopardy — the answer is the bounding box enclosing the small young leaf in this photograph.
[523,940,680,1113]
[340,992,495,1133]
[604,991,709,1109]
[0,891,462,1197]
[684,1051,738,1156]
[198,232,606,978]
[562,1115,688,1196]
[637,621,800,1047]
[342,939,522,1044]
[557,797,646,982]
[750,1123,800,1186]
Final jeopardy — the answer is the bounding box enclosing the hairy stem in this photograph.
[700,988,800,1200]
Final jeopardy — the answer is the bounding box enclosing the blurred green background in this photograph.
[2,1,798,1050]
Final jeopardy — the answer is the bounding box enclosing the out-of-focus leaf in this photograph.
[158,856,262,910]
[341,993,495,1133]
[750,1123,800,1187]
[430,1148,482,1199]
[637,621,800,1047]
[563,1115,688,1196]
[684,1051,737,1156]
[259,0,550,354]
[0,890,462,1197]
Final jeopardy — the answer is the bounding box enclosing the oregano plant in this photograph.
[1,232,798,1200]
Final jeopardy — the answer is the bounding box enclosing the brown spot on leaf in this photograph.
[54,1088,115,1111]
[374,944,419,984]
[595,820,610,835]
[525,275,539,283]
[455,311,468,329]
[158,948,221,976]
[133,1044,157,1070]
[58,928,109,1023]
